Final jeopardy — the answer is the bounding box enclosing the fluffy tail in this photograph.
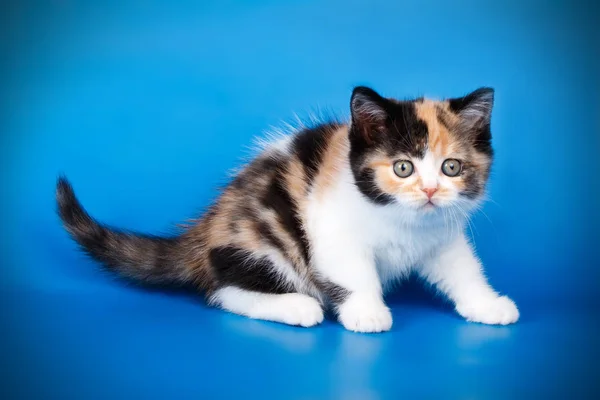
[56,177,189,285]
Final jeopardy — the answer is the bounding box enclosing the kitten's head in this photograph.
[348,86,494,214]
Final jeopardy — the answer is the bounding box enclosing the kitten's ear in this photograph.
[350,86,388,144]
[448,87,494,130]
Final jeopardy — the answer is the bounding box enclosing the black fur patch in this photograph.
[262,169,311,265]
[349,100,428,204]
[384,103,429,159]
[448,87,494,157]
[472,124,493,157]
[231,155,282,190]
[210,246,291,294]
[319,281,350,305]
[352,167,395,205]
[447,87,492,114]
[459,164,486,199]
[292,123,340,184]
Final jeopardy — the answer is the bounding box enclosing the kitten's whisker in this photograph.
[449,206,463,238]
[454,204,476,238]
[442,208,450,239]
[477,208,494,228]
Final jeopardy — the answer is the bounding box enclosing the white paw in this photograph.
[277,294,324,327]
[456,295,520,325]
[338,293,393,333]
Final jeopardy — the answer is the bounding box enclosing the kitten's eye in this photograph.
[442,159,462,177]
[393,160,414,178]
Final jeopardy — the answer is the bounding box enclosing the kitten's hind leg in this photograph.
[209,287,324,327]
[207,245,323,326]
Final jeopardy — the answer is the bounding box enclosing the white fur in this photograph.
[305,149,519,332]
[210,287,324,327]
[254,130,293,155]
[219,137,518,332]
[338,292,392,333]
[414,151,439,189]
[419,234,519,325]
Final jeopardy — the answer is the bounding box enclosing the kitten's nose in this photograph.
[422,187,438,199]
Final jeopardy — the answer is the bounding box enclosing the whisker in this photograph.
[454,203,477,239]
[449,206,463,239]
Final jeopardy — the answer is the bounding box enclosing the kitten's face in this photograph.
[348,87,494,214]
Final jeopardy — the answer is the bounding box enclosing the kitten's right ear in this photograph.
[350,86,388,144]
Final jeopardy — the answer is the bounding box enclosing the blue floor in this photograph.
[2,1,599,399]
[3,283,600,399]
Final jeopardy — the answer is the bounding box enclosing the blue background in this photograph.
[2,0,599,398]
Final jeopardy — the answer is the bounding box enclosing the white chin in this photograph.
[420,202,437,212]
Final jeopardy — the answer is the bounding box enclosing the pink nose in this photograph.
[422,188,438,199]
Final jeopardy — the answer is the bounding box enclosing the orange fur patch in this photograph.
[204,190,239,248]
[415,100,452,156]
[312,125,350,200]
[367,156,418,196]
[284,157,308,205]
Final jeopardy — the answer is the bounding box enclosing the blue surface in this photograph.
[2,1,599,398]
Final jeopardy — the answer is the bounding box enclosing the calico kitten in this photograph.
[57,86,519,333]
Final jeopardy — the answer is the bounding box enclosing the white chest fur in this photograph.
[305,163,462,290]
[373,223,451,286]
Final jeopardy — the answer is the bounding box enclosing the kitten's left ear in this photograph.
[350,86,388,144]
[448,87,494,130]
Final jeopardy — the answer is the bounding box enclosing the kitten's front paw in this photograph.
[338,293,393,333]
[278,294,324,327]
[456,295,520,325]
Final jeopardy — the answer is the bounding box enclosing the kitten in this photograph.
[56,86,519,333]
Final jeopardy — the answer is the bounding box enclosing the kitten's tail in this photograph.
[56,177,190,285]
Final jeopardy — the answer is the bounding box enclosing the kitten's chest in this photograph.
[373,224,448,283]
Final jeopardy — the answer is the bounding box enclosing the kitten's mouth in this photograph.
[422,200,437,209]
